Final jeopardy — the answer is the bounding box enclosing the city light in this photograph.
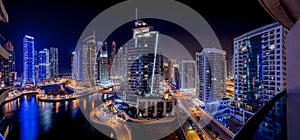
[0,0,298,139]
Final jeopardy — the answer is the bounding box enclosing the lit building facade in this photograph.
[124,20,163,96]
[38,48,50,82]
[23,35,36,84]
[163,63,169,81]
[3,41,15,86]
[111,46,128,88]
[97,41,110,85]
[109,41,117,79]
[168,59,176,83]
[49,47,59,78]
[195,48,226,106]
[71,51,81,81]
[73,32,98,87]
[180,60,195,90]
[173,64,180,90]
[230,23,287,126]
[227,57,234,80]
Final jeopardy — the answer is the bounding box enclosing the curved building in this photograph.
[72,32,98,87]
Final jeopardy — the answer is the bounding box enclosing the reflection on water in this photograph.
[0,93,113,140]
[20,95,38,140]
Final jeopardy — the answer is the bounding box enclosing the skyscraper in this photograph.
[180,60,195,90]
[196,48,226,106]
[97,41,110,85]
[71,51,81,81]
[163,63,169,81]
[109,41,117,79]
[227,57,234,80]
[23,35,35,84]
[38,48,50,82]
[111,45,128,91]
[73,32,98,87]
[230,23,287,125]
[173,64,180,90]
[3,40,15,86]
[168,59,176,83]
[49,47,59,78]
[125,20,163,96]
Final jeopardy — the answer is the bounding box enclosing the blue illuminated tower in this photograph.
[38,48,50,81]
[23,35,35,84]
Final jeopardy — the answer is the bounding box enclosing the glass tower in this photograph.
[181,60,196,90]
[124,20,163,96]
[196,48,226,108]
[38,48,50,82]
[49,47,59,78]
[23,35,35,84]
[230,22,288,138]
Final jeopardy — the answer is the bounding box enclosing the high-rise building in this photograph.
[195,48,226,106]
[97,41,110,85]
[163,63,169,81]
[73,32,98,87]
[34,50,38,83]
[168,59,176,83]
[0,36,15,88]
[124,20,163,96]
[3,41,15,86]
[71,51,80,81]
[49,47,59,78]
[230,23,287,126]
[111,45,128,89]
[173,64,180,90]
[162,59,176,83]
[109,41,117,79]
[38,48,50,82]
[180,60,195,90]
[23,35,36,84]
[227,57,234,80]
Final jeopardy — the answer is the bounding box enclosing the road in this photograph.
[186,130,201,140]
[178,96,233,140]
[176,97,212,140]
[90,105,132,140]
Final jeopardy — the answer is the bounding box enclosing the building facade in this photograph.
[97,41,110,86]
[180,60,196,90]
[230,23,287,128]
[72,32,98,87]
[173,64,180,90]
[3,41,15,87]
[125,20,163,96]
[111,45,128,89]
[23,35,36,84]
[196,48,226,106]
[49,47,59,78]
[227,57,234,80]
[38,48,50,82]
[168,59,176,83]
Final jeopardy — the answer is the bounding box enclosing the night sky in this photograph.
[0,0,274,76]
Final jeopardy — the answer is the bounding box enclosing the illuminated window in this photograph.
[269,44,275,50]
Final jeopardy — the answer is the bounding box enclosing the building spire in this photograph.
[135,8,138,21]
